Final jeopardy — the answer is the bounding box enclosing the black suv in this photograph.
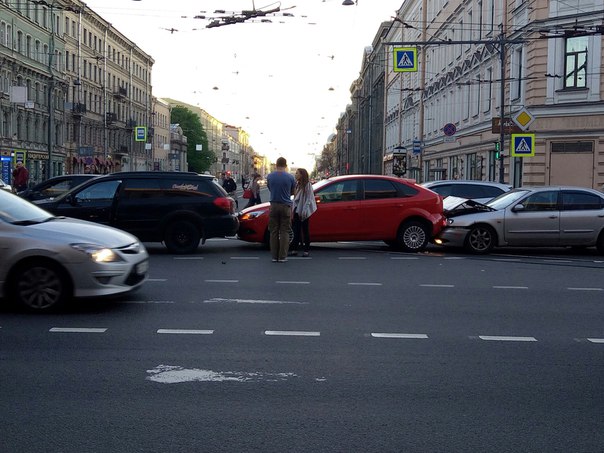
[18,174,99,201]
[36,172,239,253]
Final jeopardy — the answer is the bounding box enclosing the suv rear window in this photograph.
[160,178,216,198]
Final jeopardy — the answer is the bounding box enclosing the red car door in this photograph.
[311,179,361,241]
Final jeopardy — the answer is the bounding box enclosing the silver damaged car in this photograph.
[0,190,148,311]
[436,186,604,254]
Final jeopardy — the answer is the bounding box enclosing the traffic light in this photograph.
[494,141,501,159]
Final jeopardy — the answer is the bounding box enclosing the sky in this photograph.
[83,0,403,169]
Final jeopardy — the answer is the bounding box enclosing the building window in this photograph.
[564,36,587,88]
[512,47,523,100]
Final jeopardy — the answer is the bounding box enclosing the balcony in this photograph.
[113,86,127,99]
[115,145,129,156]
[126,119,137,130]
[72,103,87,117]
[105,112,118,124]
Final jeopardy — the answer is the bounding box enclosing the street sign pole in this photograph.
[499,33,506,184]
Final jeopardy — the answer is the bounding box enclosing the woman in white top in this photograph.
[288,168,317,257]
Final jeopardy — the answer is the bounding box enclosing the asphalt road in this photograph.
[1,240,603,452]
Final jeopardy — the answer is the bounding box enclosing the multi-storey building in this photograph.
[151,96,170,170]
[339,0,604,190]
[0,0,154,185]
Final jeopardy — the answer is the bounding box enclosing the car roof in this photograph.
[322,174,418,184]
[90,171,212,180]
[421,180,512,189]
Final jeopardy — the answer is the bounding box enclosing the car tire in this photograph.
[397,220,429,252]
[465,224,496,254]
[10,261,70,312]
[164,220,201,254]
[596,231,604,254]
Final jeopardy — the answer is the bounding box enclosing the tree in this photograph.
[169,106,215,172]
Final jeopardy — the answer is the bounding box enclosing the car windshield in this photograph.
[0,190,54,224]
[486,189,530,209]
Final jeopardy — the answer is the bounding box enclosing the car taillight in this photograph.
[214,197,234,213]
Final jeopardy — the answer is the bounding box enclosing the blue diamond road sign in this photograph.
[393,47,417,72]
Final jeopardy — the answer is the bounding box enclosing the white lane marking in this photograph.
[202,298,307,305]
[230,256,260,260]
[146,365,297,383]
[478,335,537,342]
[390,256,419,260]
[49,327,107,333]
[420,284,455,288]
[493,286,529,290]
[206,238,229,242]
[121,300,175,304]
[205,279,239,283]
[371,333,428,339]
[173,257,204,260]
[264,330,320,337]
[587,338,604,343]
[338,257,367,260]
[157,329,214,335]
[147,278,168,282]
[348,282,383,286]
[492,258,522,262]
[543,259,573,263]
[443,257,465,260]
[568,287,603,291]
[276,281,311,285]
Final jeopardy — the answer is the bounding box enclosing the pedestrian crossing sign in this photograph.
[511,133,535,157]
[393,47,417,72]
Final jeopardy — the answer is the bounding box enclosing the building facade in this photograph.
[336,0,604,190]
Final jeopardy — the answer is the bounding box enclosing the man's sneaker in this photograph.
[278,259,287,263]
[272,259,278,262]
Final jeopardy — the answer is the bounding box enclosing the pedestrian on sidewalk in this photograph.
[245,173,262,208]
[267,157,295,263]
[289,168,317,257]
[12,161,29,193]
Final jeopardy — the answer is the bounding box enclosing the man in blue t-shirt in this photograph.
[267,157,296,262]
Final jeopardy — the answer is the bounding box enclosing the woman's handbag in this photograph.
[242,188,253,199]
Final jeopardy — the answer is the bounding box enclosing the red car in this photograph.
[238,174,446,252]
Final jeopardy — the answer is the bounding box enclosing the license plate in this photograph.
[136,261,149,274]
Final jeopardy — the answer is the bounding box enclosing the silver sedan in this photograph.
[435,186,604,254]
[0,190,148,311]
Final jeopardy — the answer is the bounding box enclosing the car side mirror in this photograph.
[512,203,525,212]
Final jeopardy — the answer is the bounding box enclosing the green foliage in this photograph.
[170,106,216,172]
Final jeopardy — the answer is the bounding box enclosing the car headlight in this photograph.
[240,210,267,221]
[71,244,124,263]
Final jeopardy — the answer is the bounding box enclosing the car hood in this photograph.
[443,196,496,217]
[24,217,140,247]
[239,201,270,216]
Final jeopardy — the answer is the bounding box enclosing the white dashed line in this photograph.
[568,287,603,292]
[264,330,320,337]
[205,279,239,283]
[49,327,107,333]
[493,286,529,290]
[478,335,537,342]
[276,281,311,285]
[202,298,307,305]
[157,329,214,335]
[492,258,522,262]
[443,256,465,260]
[348,282,383,286]
[420,284,455,288]
[121,300,175,304]
[173,257,204,260]
[390,256,419,260]
[587,338,604,344]
[230,256,260,260]
[543,259,573,263]
[371,333,428,339]
[338,257,367,260]
[147,278,167,282]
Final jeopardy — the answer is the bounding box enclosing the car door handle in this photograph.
[548,215,558,219]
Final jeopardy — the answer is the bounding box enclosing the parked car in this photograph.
[238,174,446,252]
[421,180,512,204]
[0,190,148,312]
[435,186,604,254]
[35,171,239,254]
[0,178,11,192]
[18,174,99,201]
